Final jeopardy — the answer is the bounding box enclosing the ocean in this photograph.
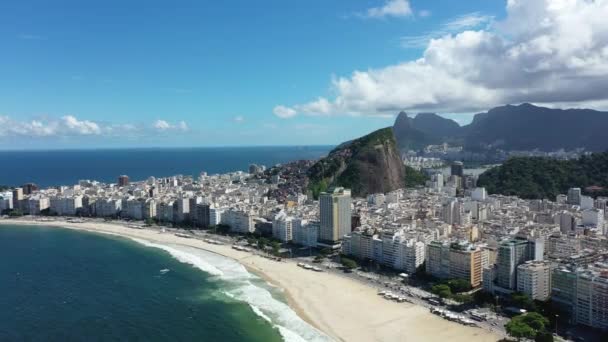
[0,225,329,342]
[0,146,332,188]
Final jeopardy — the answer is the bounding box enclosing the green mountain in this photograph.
[477,152,608,200]
[308,127,405,198]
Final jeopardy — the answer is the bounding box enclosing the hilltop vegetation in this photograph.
[404,166,428,188]
[308,127,405,198]
[477,152,608,200]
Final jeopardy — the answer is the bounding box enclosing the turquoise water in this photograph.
[0,225,326,341]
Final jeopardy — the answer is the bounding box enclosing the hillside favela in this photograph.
[1,1,608,342]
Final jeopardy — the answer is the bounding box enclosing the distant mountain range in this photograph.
[393,103,608,152]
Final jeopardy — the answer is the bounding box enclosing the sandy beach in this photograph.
[0,218,500,342]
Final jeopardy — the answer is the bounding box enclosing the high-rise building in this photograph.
[426,241,451,279]
[293,219,319,248]
[425,241,485,287]
[442,199,458,225]
[319,187,351,245]
[118,175,130,187]
[559,211,577,233]
[21,183,39,195]
[471,187,487,201]
[194,204,211,228]
[496,238,533,290]
[551,265,578,314]
[517,261,551,301]
[12,188,23,210]
[272,211,294,242]
[567,187,582,205]
[575,265,608,330]
[449,243,484,288]
[451,161,464,177]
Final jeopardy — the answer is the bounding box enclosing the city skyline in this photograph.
[3,0,608,149]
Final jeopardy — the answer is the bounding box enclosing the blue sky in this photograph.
[2,0,606,149]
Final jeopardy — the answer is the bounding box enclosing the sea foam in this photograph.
[129,238,331,342]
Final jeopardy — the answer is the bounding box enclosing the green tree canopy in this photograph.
[431,284,452,298]
[340,257,358,270]
[477,152,608,200]
[505,313,550,341]
[446,279,472,293]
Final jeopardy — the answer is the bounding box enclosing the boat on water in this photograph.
[159,269,170,274]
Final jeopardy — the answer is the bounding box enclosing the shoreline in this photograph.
[0,218,500,342]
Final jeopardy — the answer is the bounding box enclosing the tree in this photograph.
[270,241,281,256]
[404,165,429,187]
[505,313,550,341]
[257,237,269,250]
[340,257,358,271]
[8,209,23,217]
[511,292,537,311]
[452,294,473,304]
[431,284,452,299]
[446,279,472,293]
[506,318,536,341]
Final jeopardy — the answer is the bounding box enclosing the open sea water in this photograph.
[0,146,332,187]
[0,225,329,342]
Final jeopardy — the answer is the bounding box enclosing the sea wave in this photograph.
[130,238,331,342]
[129,238,223,276]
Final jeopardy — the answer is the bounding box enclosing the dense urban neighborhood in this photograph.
[2,160,607,341]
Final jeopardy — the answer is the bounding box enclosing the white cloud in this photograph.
[0,115,189,138]
[366,0,412,19]
[177,121,188,131]
[154,119,189,132]
[62,115,101,135]
[0,115,101,137]
[401,12,493,48]
[280,0,608,116]
[154,120,171,131]
[273,105,297,119]
[418,10,432,18]
[233,115,245,123]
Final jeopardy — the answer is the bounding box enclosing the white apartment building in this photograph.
[95,198,121,217]
[26,196,50,215]
[517,260,551,301]
[210,207,225,226]
[472,187,488,202]
[50,196,83,216]
[582,209,604,229]
[272,211,293,242]
[293,219,319,248]
[0,195,13,212]
[343,229,425,274]
[575,265,608,330]
[157,200,175,222]
[123,198,145,220]
[225,209,255,233]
